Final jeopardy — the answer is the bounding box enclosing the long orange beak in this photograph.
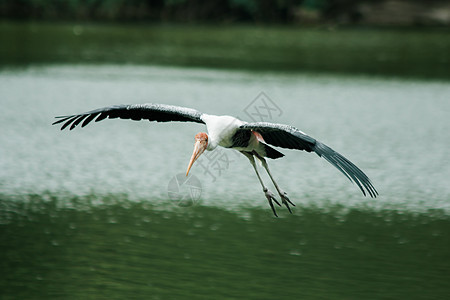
[186,140,207,176]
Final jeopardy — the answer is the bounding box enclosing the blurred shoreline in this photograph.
[1,0,449,26]
[1,21,449,80]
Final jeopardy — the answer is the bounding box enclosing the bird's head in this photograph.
[186,132,208,176]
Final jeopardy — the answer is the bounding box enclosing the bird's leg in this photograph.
[254,152,295,214]
[241,151,281,217]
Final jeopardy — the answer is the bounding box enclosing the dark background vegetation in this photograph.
[1,1,449,78]
[1,0,449,25]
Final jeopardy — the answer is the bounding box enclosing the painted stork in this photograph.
[53,103,378,216]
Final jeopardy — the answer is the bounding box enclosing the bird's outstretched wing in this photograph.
[238,122,378,198]
[52,103,205,130]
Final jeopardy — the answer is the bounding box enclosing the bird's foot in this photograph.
[263,188,281,217]
[279,190,295,214]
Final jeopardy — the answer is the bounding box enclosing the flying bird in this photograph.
[53,103,378,216]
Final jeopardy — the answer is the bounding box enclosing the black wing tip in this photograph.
[356,179,378,198]
[52,115,84,131]
[366,183,379,198]
[52,116,71,126]
[314,141,378,199]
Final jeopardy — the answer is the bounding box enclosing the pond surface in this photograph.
[1,65,449,212]
[1,64,449,299]
[1,22,449,79]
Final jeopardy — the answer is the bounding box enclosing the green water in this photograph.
[1,195,449,299]
[1,22,449,79]
[1,22,450,299]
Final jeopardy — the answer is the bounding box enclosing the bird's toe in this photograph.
[279,191,295,214]
[280,191,295,206]
[263,188,281,217]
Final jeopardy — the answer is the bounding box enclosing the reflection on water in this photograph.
[1,195,449,299]
[1,65,449,298]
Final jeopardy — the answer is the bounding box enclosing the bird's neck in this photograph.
[202,113,242,151]
[206,138,218,151]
